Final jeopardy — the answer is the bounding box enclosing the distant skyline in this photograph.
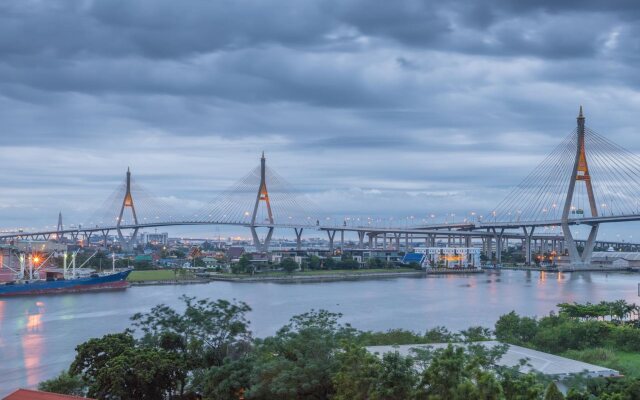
[2,0,640,240]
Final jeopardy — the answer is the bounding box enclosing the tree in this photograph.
[69,332,185,399]
[38,371,86,396]
[499,371,545,400]
[89,347,185,400]
[543,382,565,400]
[338,257,360,270]
[460,326,492,342]
[367,257,383,269]
[70,332,136,396]
[371,351,417,400]
[280,257,298,274]
[416,344,506,400]
[234,254,252,274]
[131,296,253,369]
[248,310,352,399]
[565,388,590,400]
[308,255,321,270]
[323,257,336,270]
[494,311,538,345]
[201,356,253,400]
[408,261,422,270]
[333,344,382,400]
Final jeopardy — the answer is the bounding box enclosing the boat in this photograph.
[0,270,132,297]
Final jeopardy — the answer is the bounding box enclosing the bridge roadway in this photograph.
[3,218,640,265]
[4,211,639,241]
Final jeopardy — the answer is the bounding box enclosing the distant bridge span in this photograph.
[3,108,640,266]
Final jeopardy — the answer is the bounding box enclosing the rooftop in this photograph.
[3,389,93,400]
[366,341,620,378]
[592,251,640,261]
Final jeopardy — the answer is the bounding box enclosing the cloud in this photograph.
[1,0,640,240]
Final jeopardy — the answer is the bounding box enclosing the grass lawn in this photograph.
[562,348,640,378]
[222,268,419,278]
[128,269,195,282]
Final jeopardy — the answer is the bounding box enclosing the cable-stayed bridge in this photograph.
[2,107,640,267]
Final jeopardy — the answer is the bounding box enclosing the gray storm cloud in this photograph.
[1,0,640,239]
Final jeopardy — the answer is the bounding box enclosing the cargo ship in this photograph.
[0,269,132,297]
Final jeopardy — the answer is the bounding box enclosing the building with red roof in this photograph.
[2,389,92,400]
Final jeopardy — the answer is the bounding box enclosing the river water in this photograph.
[1,270,638,395]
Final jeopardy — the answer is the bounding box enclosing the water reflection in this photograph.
[21,301,45,387]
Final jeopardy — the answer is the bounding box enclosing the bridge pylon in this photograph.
[250,152,274,252]
[561,106,599,267]
[56,211,64,241]
[116,167,139,252]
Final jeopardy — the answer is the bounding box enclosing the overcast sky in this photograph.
[1,0,640,240]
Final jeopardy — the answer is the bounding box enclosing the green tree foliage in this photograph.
[333,344,382,400]
[87,347,185,400]
[279,257,298,273]
[63,297,252,399]
[307,255,321,270]
[494,311,538,345]
[372,351,417,400]
[69,332,185,399]
[43,298,640,400]
[499,371,545,400]
[247,310,353,399]
[565,388,590,400]
[38,371,86,396]
[424,326,460,343]
[557,300,639,322]
[323,257,336,269]
[232,254,253,274]
[460,326,492,342]
[543,382,565,400]
[131,296,252,369]
[367,257,384,269]
[337,257,360,270]
[416,344,506,400]
[202,356,253,400]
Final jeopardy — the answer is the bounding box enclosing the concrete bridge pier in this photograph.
[294,228,303,251]
[358,231,366,249]
[326,230,337,252]
[522,226,535,265]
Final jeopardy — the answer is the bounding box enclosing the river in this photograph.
[0,270,638,395]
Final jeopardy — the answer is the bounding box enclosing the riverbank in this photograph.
[129,279,209,286]
[127,268,484,285]
[207,268,484,283]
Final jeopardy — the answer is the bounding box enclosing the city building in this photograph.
[406,247,481,269]
[140,232,169,246]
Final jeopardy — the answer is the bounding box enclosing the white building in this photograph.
[411,247,481,269]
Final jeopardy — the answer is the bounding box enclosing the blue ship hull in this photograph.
[0,270,132,297]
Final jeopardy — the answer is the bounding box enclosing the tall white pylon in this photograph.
[250,152,274,252]
[561,106,599,268]
[116,167,139,252]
